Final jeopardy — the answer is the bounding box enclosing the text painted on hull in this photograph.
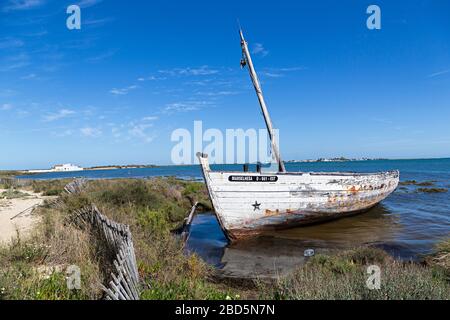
[228,176,279,182]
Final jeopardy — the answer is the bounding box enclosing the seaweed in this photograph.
[417,188,448,194]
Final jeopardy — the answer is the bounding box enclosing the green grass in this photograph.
[141,279,232,300]
[1,178,448,300]
[260,247,449,300]
[0,178,224,300]
[0,171,23,178]
[0,267,90,300]
[425,239,450,281]
[29,179,71,195]
[0,228,99,300]
[1,189,30,199]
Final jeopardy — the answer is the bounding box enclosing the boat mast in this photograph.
[239,29,286,173]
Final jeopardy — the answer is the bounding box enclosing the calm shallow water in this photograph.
[19,159,450,278]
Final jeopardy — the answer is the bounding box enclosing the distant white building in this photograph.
[52,164,84,172]
[28,163,84,173]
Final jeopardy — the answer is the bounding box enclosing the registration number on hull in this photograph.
[228,175,278,182]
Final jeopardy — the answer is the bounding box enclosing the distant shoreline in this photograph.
[89,157,450,169]
[1,157,450,173]
[85,164,158,171]
[285,157,387,163]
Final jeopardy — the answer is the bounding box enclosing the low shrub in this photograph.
[261,247,450,300]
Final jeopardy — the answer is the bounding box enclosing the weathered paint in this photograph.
[197,153,400,242]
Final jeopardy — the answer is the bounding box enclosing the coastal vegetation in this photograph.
[426,239,450,279]
[0,178,449,300]
[398,180,448,193]
[0,178,226,300]
[259,247,449,300]
[0,189,30,200]
[285,157,387,163]
[399,180,436,186]
[85,164,158,170]
[417,188,448,193]
[0,171,23,179]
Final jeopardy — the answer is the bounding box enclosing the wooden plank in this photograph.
[66,201,140,300]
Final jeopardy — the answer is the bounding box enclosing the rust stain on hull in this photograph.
[197,153,400,243]
[265,209,280,217]
[227,207,377,241]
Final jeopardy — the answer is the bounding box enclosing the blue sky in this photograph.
[0,0,449,169]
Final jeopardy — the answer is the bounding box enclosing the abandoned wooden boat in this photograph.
[197,30,399,242]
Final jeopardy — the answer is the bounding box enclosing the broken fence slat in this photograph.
[63,179,139,300]
[70,210,139,299]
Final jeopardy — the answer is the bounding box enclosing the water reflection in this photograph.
[268,204,400,246]
[185,205,402,279]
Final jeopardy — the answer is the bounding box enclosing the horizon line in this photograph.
[2,156,450,172]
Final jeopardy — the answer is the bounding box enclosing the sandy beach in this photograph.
[0,189,48,244]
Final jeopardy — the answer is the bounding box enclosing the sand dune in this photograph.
[0,189,48,244]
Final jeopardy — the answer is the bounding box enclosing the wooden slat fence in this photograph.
[0,178,31,188]
[64,178,87,194]
[65,179,140,300]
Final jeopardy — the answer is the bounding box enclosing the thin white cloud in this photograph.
[43,109,75,122]
[111,127,122,138]
[63,37,97,50]
[195,91,239,97]
[2,0,45,12]
[21,73,38,80]
[16,109,30,117]
[275,67,306,72]
[137,75,161,82]
[142,116,159,121]
[76,0,103,8]
[83,17,114,27]
[184,79,213,86]
[252,43,269,57]
[427,69,450,78]
[24,30,48,37]
[110,85,138,95]
[0,37,24,49]
[260,66,306,78]
[128,124,155,143]
[80,127,102,137]
[107,118,158,143]
[54,129,74,137]
[0,53,30,71]
[1,103,13,111]
[164,100,214,113]
[371,118,393,125]
[159,65,219,76]
[86,50,116,63]
[0,89,17,97]
[261,72,283,78]
[2,11,56,27]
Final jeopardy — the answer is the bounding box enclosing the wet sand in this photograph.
[0,189,47,244]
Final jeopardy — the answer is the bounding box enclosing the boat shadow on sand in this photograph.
[185,204,401,279]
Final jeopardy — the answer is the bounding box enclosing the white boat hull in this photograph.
[197,153,399,241]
